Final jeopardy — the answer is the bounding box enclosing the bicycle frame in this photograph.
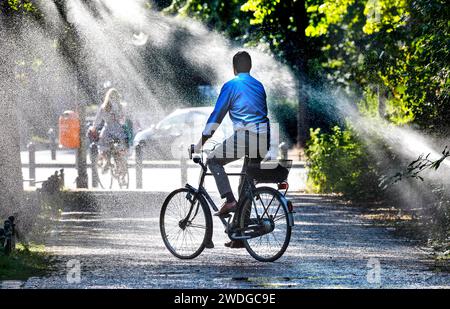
[90,139,129,189]
[183,153,293,240]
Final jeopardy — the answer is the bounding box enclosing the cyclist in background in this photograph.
[88,88,131,173]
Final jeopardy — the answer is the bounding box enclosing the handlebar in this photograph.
[189,144,203,164]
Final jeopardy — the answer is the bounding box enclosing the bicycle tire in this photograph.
[109,153,129,189]
[239,186,292,262]
[109,164,129,189]
[160,188,213,259]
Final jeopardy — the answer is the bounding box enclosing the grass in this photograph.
[0,243,52,281]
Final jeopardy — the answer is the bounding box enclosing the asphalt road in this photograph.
[15,193,450,289]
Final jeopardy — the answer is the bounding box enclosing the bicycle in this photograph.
[92,138,130,189]
[160,144,295,262]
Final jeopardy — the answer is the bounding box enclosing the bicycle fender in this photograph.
[184,183,197,192]
[183,184,213,224]
[279,194,295,227]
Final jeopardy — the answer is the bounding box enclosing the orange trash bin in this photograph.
[58,110,80,149]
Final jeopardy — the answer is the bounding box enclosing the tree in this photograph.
[0,0,37,227]
[165,0,321,147]
[164,0,250,38]
[0,60,26,223]
[241,0,312,147]
[305,0,449,131]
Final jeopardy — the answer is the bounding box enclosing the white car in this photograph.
[133,107,233,160]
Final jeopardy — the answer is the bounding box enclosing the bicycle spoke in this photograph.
[162,189,208,259]
[273,214,287,222]
[242,188,291,262]
[188,224,206,229]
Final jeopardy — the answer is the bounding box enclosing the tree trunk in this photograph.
[287,0,310,148]
[76,101,88,188]
[297,83,309,148]
[0,15,28,232]
[0,65,25,223]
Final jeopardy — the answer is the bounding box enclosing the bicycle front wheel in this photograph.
[109,153,129,189]
[160,188,212,259]
[239,186,292,262]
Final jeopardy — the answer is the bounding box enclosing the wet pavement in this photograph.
[17,193,450,288]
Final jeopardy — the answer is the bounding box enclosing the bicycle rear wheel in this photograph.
[160,188,212,259]
[239,186,291,262]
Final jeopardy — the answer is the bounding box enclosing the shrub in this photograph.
[305,124,382,201]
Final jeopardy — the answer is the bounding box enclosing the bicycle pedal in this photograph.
[231,233,251,240]
[216,213,232,219]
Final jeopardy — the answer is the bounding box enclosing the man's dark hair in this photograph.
[233,51,252,73]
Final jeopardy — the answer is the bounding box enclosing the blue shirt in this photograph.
[203,73,269,137]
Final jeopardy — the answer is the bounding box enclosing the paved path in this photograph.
[12,193,450,288]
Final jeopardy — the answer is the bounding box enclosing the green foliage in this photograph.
[305,0,408,37]
[0,243,50,280]
[167,0,449,138]
[166,0,314,72]
[241,0,283,25]
[165,0,319,142]
[305,0,356,37]
[305,0,450,131]
[305,125,381,200]
[1,0,36,13]
[239,0,310,71]
[164,0,250,38]
[357,87,414,124]
[356,88,380,118]
[362,0,408,35]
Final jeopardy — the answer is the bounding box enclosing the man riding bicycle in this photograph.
[194,51,270,248]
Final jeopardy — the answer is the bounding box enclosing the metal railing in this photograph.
[23,141,303,189]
